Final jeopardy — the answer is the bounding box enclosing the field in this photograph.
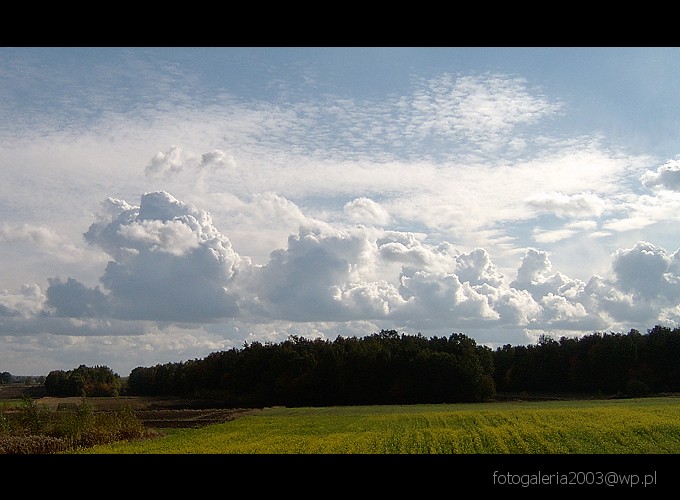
[33,395,256,428]
[73,396,680,454]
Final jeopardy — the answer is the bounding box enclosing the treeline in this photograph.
[494,325,680,396]
[44,364,123,397]
[0,373,44,385]
[36,325,680,405]
[127,330,496,406]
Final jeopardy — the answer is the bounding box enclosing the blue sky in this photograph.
[2,47,680,376]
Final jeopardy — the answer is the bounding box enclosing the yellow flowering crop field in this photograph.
[77,396,680,454]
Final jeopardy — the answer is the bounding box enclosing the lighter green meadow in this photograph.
[76,397,680,454]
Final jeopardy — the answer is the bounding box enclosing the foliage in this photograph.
[127,330,496,405]
[125,324,680,405]
[493,325,680,396]
[44,365,122,397]
[0,396,147,453]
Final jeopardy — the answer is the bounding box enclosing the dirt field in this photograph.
[1,385,258,429]
[36,396,259,428]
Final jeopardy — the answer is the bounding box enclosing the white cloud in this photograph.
[344,197,391,226]
[200,149,236,170]
[526,191,607,218]
[603,216,657,232]
[395,268,500,327]
[581,275,652,325]
[532,228,579,244]
[512,248,553,287]
[0,284,46,318]
[10,191,677,344]
[611,241,680,300]
[567,221,598,231]
[538,293,589,325]
[250,225,378,321]
[0,223,93,263]
[43,191,249,322]
[406,74,562,152]
[451,248,505,288]
[4,188,680,375]
[641,158,680,191]
[144,145,185,179]
[0,323,241,377]
[531,221,599,244]
[377,231,444,269]
[658,304,680,328]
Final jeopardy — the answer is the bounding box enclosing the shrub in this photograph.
[16,396,51,434]
[0,397,148,453]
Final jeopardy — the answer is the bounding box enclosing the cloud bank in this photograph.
[2,189,678,351]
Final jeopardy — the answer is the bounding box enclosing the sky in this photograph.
[2,47,680,377]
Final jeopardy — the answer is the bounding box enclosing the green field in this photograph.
[76,397,680,454]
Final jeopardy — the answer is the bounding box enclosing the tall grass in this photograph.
[0,396,149,453]
[78,396,680,454]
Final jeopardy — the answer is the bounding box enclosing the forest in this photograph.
[26,325,680,407]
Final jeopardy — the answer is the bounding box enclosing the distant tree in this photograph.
[0,371,11,384]
[45,370,70,396]
[44,365,121,397]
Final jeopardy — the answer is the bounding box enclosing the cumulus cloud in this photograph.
[200,149,236,170]
[46,191,248,322]
[46,278,109,318]
[506,248,614,330]
[641,158,680,191]
[250,225,379,321]
[117,219,200,256]
[5,190,680,353]
[612,241,680,300]
[512,248,552,288]
[344,197,390,226]
[537,293,590,327]
[144,146,185,179]
[251,192,310,228]
[250,224,546,331]
[452,248,505,288]
[377,231,444,268]
[394,268,500,327]
[0,284,46,317]
[580,275,650,324]
[658,304,680,328]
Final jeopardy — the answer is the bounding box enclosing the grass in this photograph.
[75,396,680,454]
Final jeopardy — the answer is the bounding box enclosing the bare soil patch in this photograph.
[4,391,259,429]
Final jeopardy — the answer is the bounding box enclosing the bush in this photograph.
[0,397,148,453]
[17,396,52,434]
